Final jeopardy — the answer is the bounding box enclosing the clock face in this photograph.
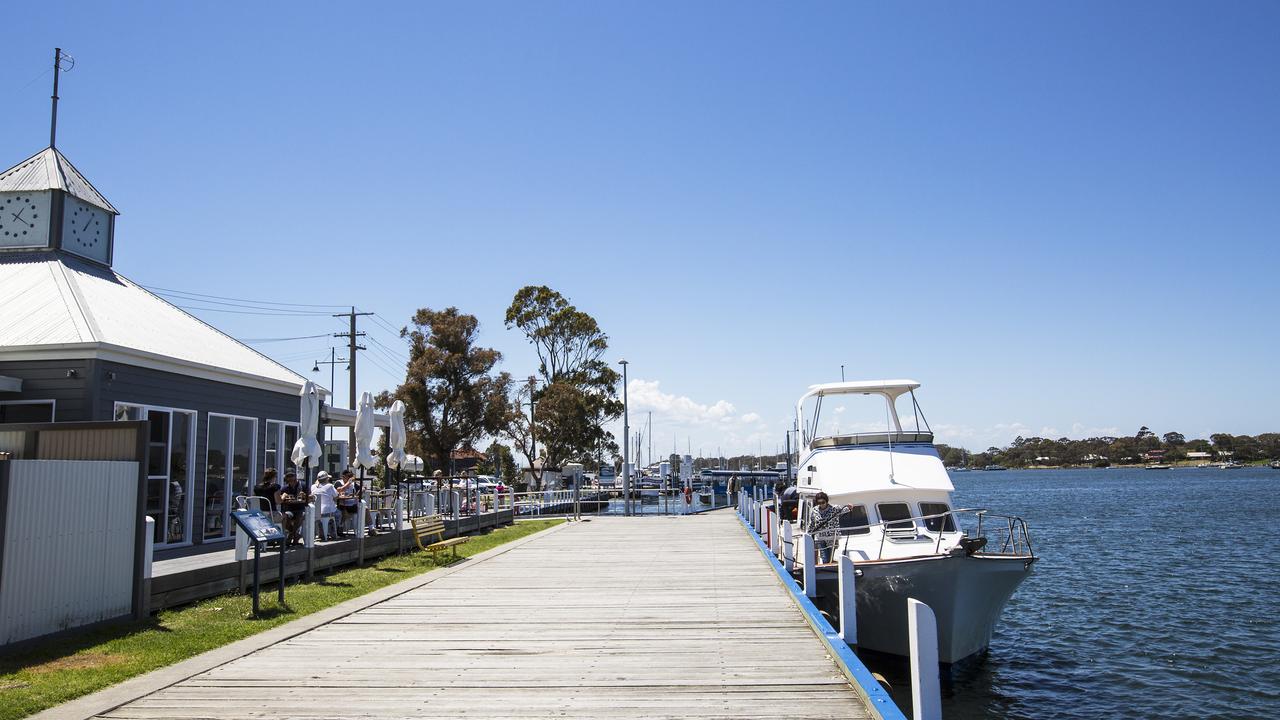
[0,191,51,248]
[61,195,112,263]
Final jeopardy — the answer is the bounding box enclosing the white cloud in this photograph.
[614,378,775,457]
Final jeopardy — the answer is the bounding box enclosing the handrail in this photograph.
[805,507,1033,561]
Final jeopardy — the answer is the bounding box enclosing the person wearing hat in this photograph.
[312,471,339,541]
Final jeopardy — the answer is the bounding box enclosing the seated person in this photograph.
[275,471,310,545]
[311,471,340,540]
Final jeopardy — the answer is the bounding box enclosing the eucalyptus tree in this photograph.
[504,286,622,481]
[376,307,512,475]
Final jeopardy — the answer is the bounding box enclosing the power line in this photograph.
[160,293,335,315]
[238,333,334,343]
[144,285,350,309]
[176,304,332,317]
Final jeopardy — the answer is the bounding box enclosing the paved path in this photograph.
[98,513,872,719]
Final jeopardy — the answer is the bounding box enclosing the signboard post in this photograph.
[232,509,287,616]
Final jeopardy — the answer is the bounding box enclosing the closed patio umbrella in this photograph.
[290,381,323,482]
[387,400,407,474]
[354,391,376,477]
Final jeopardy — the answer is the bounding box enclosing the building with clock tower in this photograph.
[0,139,339,554]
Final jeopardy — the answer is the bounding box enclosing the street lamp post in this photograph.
[619,359,630,516]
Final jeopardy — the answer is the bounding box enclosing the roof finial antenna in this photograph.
[49,48,75,149]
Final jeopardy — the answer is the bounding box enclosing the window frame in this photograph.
[113,401,197,548]
[918,501,957,533]
[0,399,56,423]
[204,412,258,543]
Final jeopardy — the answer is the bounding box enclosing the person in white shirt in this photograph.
[312,471,340,541]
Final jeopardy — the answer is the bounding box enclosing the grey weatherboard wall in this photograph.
[0,358,304,554]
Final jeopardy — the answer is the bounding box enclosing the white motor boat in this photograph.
[792,380,1036,664]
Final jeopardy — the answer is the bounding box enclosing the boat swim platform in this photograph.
[57,513,890,720]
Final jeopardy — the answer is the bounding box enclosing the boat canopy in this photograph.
[798,444,954,495]
[797,379,928,448]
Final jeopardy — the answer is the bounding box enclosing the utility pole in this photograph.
[619,359,630,516]
[333,307,372,466]
[524,376,538,488]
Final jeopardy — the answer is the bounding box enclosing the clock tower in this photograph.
[0,147,118,266]
[0,48,118,267]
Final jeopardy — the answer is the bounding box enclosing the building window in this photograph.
[265,420,301,482]
[114,402,196,546]
[205,414,257,541]
[0,400,55,423]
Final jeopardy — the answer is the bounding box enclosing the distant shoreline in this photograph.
[961,460,1275,470]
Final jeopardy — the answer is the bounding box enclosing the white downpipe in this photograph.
[909,598,942,720]
[838,554,857,644]
[801,533,816,598]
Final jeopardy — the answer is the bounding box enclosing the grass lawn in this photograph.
[0,519,563,720]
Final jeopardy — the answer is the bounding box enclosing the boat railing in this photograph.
[823,507,1034,561]
[809,431,935,449]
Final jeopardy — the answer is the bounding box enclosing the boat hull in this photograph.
[815,552,1033,664]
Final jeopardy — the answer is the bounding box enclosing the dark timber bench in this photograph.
[411,514,470,559]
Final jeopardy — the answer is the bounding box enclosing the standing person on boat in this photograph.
[775,480,799,522]
[806,492,850,563]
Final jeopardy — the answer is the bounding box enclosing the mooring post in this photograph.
[801,532,816,597]
[908,598,941,720]
[451,491,461,521]
[838,553,857,644]
[770,509,782,557]
[303,503,316,580]
[782,520,794,571]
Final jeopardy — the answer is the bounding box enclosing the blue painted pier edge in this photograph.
[736,512,908,720]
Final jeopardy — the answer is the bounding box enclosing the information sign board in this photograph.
[232,509,285,543]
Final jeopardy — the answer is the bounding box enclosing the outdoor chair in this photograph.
[315,510,337,541]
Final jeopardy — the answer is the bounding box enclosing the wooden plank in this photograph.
[98,514,875,719]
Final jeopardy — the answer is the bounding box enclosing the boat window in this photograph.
[876,503,915,531]
[838,505,870,534]
[919,502,956,532]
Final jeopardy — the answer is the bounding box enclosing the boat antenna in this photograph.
[885,397,896,484]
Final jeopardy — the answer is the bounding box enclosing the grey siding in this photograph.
[0,359,95,420]
[94,361,300,551]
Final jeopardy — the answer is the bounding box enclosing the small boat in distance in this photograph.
[1145,464,1173,470]
[1270,460,1280,470]
[983,464,1008,471]
[1222,461,1246,469]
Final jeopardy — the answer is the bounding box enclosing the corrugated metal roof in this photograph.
[0,253,308,391]
[0,147,118,214]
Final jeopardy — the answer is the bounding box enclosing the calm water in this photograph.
[872,467,1280,719]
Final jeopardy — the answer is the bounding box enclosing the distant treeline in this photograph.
[938,428,1280,468]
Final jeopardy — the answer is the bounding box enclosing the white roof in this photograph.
[0,252,312,395]
[0,147,118,214]
[804,379,921,400]
[801,444,954,496]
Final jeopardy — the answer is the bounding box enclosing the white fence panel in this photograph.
[1,460,138,645]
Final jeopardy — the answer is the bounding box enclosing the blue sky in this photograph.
[4,2,1277,456]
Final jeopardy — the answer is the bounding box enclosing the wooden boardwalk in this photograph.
[99,513,874,719]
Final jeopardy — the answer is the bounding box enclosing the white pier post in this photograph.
[782,521,794,571]
[451,491,461,521]
[770,509,782,557]
[395,497,404,554]
[357,501,367,565]
[140,517,155,618]
[303,504,316,580]
[838,554,857,644]
[908,598,941,720]
[801,533,816,597]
